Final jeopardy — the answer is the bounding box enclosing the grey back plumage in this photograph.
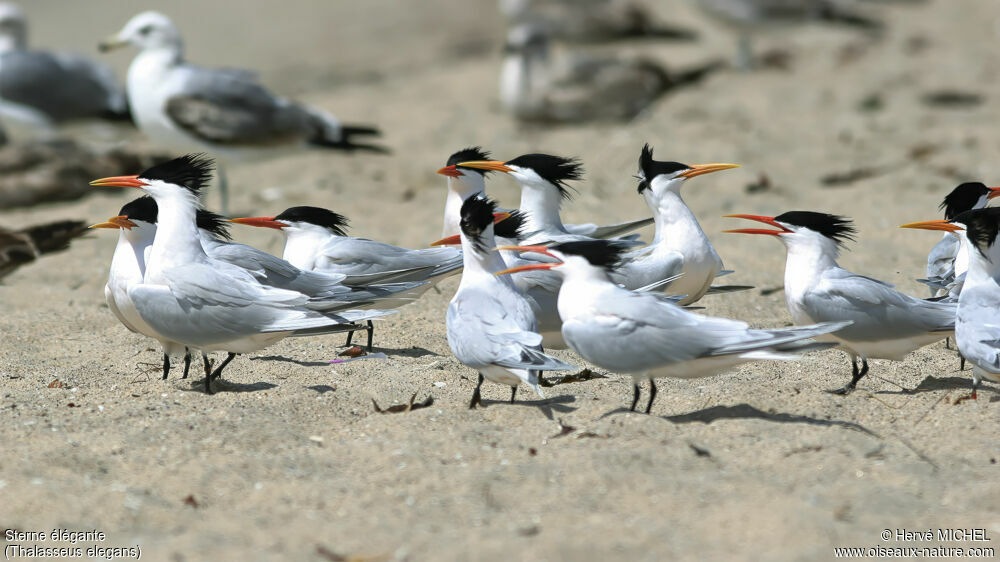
[0,50,127,121]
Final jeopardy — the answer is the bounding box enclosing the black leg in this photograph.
[537,345,547,387]
[469,373,484,409]
[510,385,517,404]
[162,354,170,380]
[365,320,374,352]
[630,383,641,411]
[945,337,952,350]
[645,380,658,414]
[345,329,355,347]
[202,353,212,378]
[205,352,236,395]
[182,349,192,380]
[960,354,966,371]
[828,355,862,395]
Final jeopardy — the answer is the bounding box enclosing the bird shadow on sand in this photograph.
[652,403,878,436]
[178,378,278,394]
[307,384,337,394]
[378,346,440,358]
[250,346,439,366]
[477,394,577,420]
[249,355,332,367]
[875,375,997,397]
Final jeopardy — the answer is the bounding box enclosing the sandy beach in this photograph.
[2,0,999,560]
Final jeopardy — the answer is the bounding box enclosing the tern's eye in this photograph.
[139,25,153,36]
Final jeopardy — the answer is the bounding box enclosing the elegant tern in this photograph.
[90,196,210,380]
[495,239,847,412]
[231,205,462,347]
[727,211,955,394]
[627,143,740,304]
[919,182,1000,297]
[447,195,574,407]
[457,153,651,245]
[900,208,1000,400]
[90,154,394,393]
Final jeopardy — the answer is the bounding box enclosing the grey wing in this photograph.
[339,266,438,286]
[587,217,655,239]
[561,291,728,372]
[957,290,1000,374]
[165,65,318,146]
[804,271,955,340]
[926,235,959,279]
[0,50,121,120]
[207,241,350,299]
[51,52,127,113]
[563,289,843,373]
[614,248,684,292]
[922,236,958,294]
[129,264,369,345]
[316,237,461,277]
[447,290,574,371]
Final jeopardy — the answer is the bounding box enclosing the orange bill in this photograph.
[679,163,740,179]
[722,214,791,236]
[229,217,285,229]
[898,220,964,232]
[89,175,147,188]
[436,165,462,177]
[455,160,514,173]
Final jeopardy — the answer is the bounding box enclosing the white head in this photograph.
[100,11,182,55]
[636,144,740,204]
[0,3,26,52]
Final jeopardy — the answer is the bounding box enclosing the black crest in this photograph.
[551,240,630,271]
[196,209,232,240]
[940,182,989,220]
[505,153,582,199]
[774,211,857,246]
[448,147,493,176]
[459,195,498,251]
[951,207,1000,258]
[139,153,215,193]
[119,196,158,224]
[637,144,689,193]
[274,206,349,236]
[494,209,527,240]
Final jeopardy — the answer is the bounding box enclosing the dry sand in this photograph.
[2,0,999,560]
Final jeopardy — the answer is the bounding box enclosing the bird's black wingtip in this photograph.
[311,124,389,153]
